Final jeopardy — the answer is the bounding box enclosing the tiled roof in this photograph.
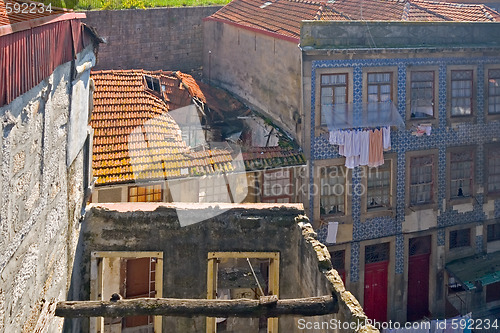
[208,0,500,40]
[90,70,235,186]
[0,0,68,27]
[241,146,306,170]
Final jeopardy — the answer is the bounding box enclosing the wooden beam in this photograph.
[56,296,337,318]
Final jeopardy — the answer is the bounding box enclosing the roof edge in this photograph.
[204,16,300,44]
[0,12,86,37]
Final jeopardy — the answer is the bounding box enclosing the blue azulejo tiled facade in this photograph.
[307,51,500,322]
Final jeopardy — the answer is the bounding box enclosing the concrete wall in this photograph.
[68,203,377,333]
[203,20,302,141]
[300,21,500,49]
[83,6,222,77]
[0,46,93,332]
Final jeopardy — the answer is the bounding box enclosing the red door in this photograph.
[364,261,388,322]
[124,257,155,328]
[407,253,430,321]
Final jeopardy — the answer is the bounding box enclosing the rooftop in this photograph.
[90,70,305,186]
[207,0,500,41]
[90,70,235,186]
[0,0,84,36]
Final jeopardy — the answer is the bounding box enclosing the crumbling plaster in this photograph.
[0,46,93,332]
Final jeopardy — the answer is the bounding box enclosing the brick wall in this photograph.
[83,6,222,77]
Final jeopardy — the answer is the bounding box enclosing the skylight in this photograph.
[260,2,272,9]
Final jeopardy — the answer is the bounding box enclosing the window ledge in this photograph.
[448,115,476,125]
[361,209,395,222]
[406,117,438,129]
[406,203,438,214]
[485,192,500,202]
[320,214,353,224]
[486,114,500,122]
[448,197,475,206]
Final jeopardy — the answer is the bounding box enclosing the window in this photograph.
[487,224,500,242]
[450,70,473,116]
[367,73,392,123]
[128,184,163,202]
[449,151,474,199]
[207,252,279,333]
[261,169,293,203]
[320,166,346,216]
[488,69,500,115]
[366,161,392,211]
[330,250,346,282]
[199,175,230,203]
[409,155,435,206]
[449,229,471,249]
[90,251,163,333]
[320,74,348,126]
[144,75,161,93]
[367,73,392,103]
[410,71,434,119]
[487,146,500,196]
[486,281,500,303]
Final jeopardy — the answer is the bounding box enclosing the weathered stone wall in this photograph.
[83,6,222,77]
[0,46,93,332]
[203,20,302,140]
[72,203,342,332]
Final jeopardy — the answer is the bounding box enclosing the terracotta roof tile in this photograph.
[90,70,235,186]
[208,0,500,40]
[0,0,68,27]
[241,146,306,170]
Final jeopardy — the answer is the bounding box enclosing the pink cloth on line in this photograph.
[368,129,384,168]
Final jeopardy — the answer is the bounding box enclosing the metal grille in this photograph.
[449,229,471,249]
[365,243,389,264]
[409,235,431,256]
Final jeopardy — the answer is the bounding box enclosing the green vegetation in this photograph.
[74,0,231,10]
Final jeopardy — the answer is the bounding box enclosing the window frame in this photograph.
[314,67,354,135]
[487,223,500,243]
[448,228,471,250]
[485,143,500,200]
[90,251,164,333]
[405,150,439,212]
[206,252,279,333]
[314,158,352,224]
[360,153,397,221]
[446,146,475,206]
[406,66,439,126]
[485,65,500,121]
[260,168,294,203]
[128,183,164,202]
[447,65,476,123]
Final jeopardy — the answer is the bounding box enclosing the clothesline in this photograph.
[329,127,391,169]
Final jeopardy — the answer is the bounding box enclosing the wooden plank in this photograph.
[207,252,279,259]
[56,296,337,318]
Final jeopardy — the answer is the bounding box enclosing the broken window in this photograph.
[128,184,163,202]
[144,75,161,93]
[206,252,279,333]
[90,251,163,333]
[261,169,293,203]
[449,228,471,249]
[488,69,500,114]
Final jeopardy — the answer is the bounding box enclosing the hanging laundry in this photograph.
[359,130,370,166]
[368,129,384,168]
[383,126,391,150]
[326,221,339,244]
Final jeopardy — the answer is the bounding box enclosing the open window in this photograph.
[206,252,279,333]
[90,251,163,333]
